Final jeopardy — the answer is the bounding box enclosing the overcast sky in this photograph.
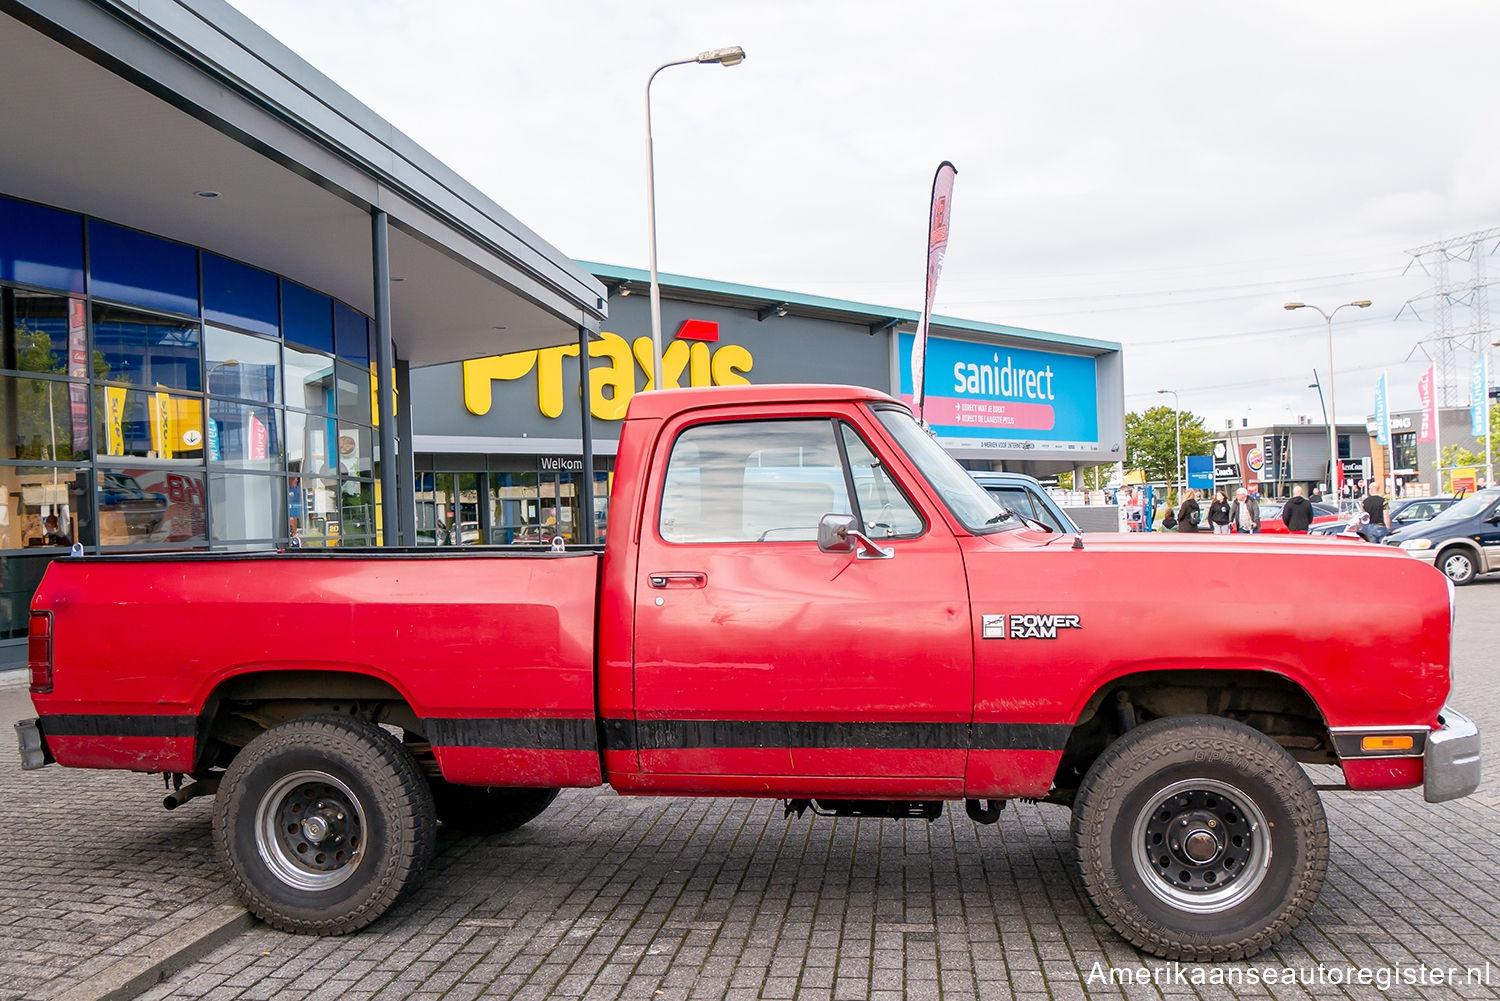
[231,0,1500,430]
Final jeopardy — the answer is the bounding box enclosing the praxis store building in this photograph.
[409,264,1124,545]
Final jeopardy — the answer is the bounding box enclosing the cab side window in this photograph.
[659,420,852,543]
[839,424,924,538]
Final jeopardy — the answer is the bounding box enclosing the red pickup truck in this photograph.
[15,384,1480,962]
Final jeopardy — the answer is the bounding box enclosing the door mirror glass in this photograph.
[817,513,858,553]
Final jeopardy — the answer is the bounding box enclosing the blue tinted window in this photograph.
[0,197,85,293]
[87,220,199,316]
[92,303,201,392]
[282,280,332,353]
[203,254,279,337]
[334,301,370,365]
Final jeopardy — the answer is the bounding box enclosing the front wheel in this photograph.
[213,715,436,934]
[1071,715,1327,961]
[1438,547,1478,585]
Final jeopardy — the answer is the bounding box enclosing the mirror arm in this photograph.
[846,528,894,560]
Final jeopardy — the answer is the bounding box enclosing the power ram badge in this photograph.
[982,613,1082,640]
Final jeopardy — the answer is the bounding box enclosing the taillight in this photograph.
[28,611,53,694]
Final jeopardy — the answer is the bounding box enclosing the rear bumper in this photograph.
[15,718,54,771]
[1425,706,1480,803]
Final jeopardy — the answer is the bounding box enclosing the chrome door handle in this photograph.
[648,571,707,588]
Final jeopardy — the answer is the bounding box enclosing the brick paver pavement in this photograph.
[7,581,1500,1001]
[0,684,242,1001]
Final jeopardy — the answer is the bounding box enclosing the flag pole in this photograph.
[911,161,957,426]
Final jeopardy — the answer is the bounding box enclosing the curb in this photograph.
[50,902,254,1001]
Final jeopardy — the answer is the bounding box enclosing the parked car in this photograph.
[1258,499,1340,534]
[1388,495,1461,529]
[968,471,1080,534]
[1385,487,1500,584]
[1309,496,1459,539]
[97,471,168,538]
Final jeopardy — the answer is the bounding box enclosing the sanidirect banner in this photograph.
[897,333,1099,450]
[910,161,957,421]
[1374,372,1391,446]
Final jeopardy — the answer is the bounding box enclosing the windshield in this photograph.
[871,406,1021,534]
[1425,490,1497,524]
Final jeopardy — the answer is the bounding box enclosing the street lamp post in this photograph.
[1284,300,1371,498]
[1156,388,1181,501]
[645,46,746,393]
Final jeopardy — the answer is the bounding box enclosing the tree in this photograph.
[1440,404,1499,489]
[1125,405,1214,485]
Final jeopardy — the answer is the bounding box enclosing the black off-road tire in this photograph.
[212,715,437,934]
[430,782,560,834]
[1071,715,1327,961]
[1437,547,1478,585]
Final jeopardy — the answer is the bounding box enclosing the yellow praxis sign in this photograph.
[463,328,753,420]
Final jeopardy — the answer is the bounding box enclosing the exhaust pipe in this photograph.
[163,776,219,810]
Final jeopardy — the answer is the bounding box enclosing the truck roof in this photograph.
[624,383,902,420]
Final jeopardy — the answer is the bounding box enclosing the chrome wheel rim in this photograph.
[1130,777,1271,914]
[1442,553,1472,581]
[255,769,365,891]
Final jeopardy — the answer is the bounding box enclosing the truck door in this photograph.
[630,409,972,796]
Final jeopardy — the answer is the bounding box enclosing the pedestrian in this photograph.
[1362,483,1391,532]
[1208,490,1232,534]
[1120,486,1144,533]
[1281,484,1314,533]
[1230,487,1260,534]
[1176,489,1201,533]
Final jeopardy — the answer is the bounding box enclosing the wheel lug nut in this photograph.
[1208,819,1217,828]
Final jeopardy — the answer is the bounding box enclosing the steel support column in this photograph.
[577,324,596,544]
[371,209,400,546]
[395,359,416,545]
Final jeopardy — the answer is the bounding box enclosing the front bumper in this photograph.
[1425,706,1480,803]
[14,718,53,771]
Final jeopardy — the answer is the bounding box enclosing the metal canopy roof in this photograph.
[0,0,606,367]
[583,261,1122,355]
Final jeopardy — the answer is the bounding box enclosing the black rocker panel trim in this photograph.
[601,719,1070,752]
[40,714,197,738]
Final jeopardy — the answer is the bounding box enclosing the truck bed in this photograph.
[30,548,604,787]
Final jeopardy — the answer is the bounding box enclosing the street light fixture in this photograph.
[645,46,747,392]
[1284,300,1371,496]
[1156,389,1181,501]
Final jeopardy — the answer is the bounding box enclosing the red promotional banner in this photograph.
[67,298,88,454]
[910,161,957,422]
[249,414,268,460]
[1238,442,1262,493]
[1417,365,1436,443]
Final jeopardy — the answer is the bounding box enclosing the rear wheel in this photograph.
[213,715,436,934]
[430,781,560,834]
[1072,715,1327,961]
[1438,547,1477,585]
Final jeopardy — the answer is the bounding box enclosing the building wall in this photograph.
[407,280,1124,544]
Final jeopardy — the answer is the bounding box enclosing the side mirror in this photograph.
[818,513,894,560]
[817,513,857,553]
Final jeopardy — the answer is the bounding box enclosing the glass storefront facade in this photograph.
[0,193,381,642]
[414,455,612,546]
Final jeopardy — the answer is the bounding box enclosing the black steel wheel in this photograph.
[430,781,559,834]
[213,715,436,934]
[1072,715,1327,961]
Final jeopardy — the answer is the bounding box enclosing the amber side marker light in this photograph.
[1362,735,1414,752]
